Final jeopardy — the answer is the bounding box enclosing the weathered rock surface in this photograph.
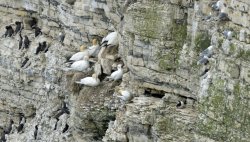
[0,0,249,142]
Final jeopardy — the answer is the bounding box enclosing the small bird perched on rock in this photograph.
[4,25,14,37]
[54,101,70,119]
[28,17,37,29]
[107,64,123,81]
[34,125,38,140]
[211,0,224,11]
[117,89,133,102]
[4,119,14,134]
[197,46,214,65]
[21,57,29,68]
[17,116,25,133]
[14,21,22,35]
[22,35,30,49]
[32,26,42,37]
[18,33,23,50]
[35,43,43,55]
[223,30,233,40]
[75,73,100,87]
[58,32,65,45]
[43,41,50,53]
[101,31,119,47]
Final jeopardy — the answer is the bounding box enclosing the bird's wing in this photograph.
[70,52,86,61]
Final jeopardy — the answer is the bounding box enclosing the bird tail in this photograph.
[106,76,113,81]
[61,68,73,72]
[100,41,107,47]
[75,81,83,84]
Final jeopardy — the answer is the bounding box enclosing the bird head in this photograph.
[117,64,122,69]
[92,39,98,45]
[42,41,46,46]
[92,73,98,79]
[80,45,87,51]
[15,21,21,25]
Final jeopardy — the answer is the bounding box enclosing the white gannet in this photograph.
[101,31,119,47]
[197,46,214,65]
[88,39,100,57]
[223,30,233,40]
[69,45,89,62]
[107,64,123,81]
[75,73,100,87]
[117,89,133,102]
[70,56,90,72]
[58,32,65,44]
[212,0,223,11]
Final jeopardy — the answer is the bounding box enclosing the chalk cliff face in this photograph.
[0,0,249,142]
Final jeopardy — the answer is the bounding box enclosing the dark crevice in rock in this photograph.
[54,118,59,130]
[62,123,69,133]
[65,0,76,5]
[144,88,165,98]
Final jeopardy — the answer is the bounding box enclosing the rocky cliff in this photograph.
[0,0,249,142]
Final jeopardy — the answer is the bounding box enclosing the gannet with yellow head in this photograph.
[75,73,100,87]
[69,45,89,62]
[88,39,100,57]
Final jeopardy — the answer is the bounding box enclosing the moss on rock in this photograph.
[194,32,211,54]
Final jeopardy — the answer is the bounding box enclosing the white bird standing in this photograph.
[117,89,133,102]
[88,39,100,57]
[69,45,89,62]
[197,45,214,65]
[75,74,100,87]
[212,0,223,11]
[69,56,90,72]
[107,64,123,81]
[101,31,119,47]
[223,30,233,40]
[58,32,65,44]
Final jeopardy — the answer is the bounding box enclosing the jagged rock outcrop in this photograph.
[0,0,249,142]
